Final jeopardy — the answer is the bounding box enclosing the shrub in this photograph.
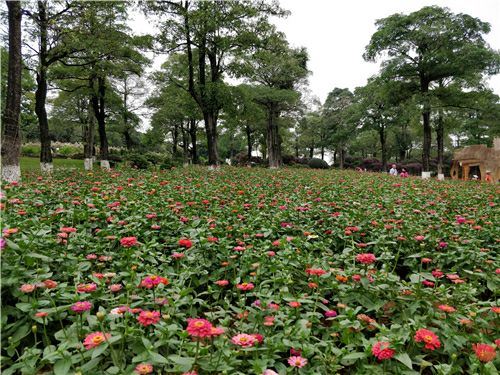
[21,144,41,157]
[231,152,265,166]
[308,158,329,169]
[125,153,150,169]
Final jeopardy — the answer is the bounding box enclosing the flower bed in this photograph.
[1,167,498,374]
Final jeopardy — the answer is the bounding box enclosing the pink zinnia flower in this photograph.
[215,280,229,286]
[140,275,169,289]
[287,356,308,368]
[77,283,97,293]
[109,284,123,293]
[20,284,37,293]
[135,363,153,374]
[288,301,301,308]
[372,341,395,360]
[231,333,257,347]
[186,318,213,337]
[262,370,278,375]
[324,310,337,318]
[171,252,185,259]
[60,227,77,233]
[414,235,425,241]
[71,301,92,313]
[437,304,456,313]
[236,282,254,291]
[356,253,376,264]
[263,316,275,326]
[137,310,161,326]
[120,236,137,247]
[83,331,111,350]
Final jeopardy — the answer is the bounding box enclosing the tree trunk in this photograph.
[321,146,325,160]
[83,100,95,170]
[35,1,53,173]
[339,148,345,169]
[189,118,198,164]
[421,78,432,172]
[245,123,252,161]
[436,108,444,176]
[91,76,109,169]
[1,0,22,182]
[124,130,133,150]
[181,121,189,166]
[204,112,219,166]
[172,123,178,155]
[379,125,387,171]
[267,105,282,168]
[309,147,314,158]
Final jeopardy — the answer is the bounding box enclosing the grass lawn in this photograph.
[20,157,83,172]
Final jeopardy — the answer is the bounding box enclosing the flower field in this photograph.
[1,167,498,374]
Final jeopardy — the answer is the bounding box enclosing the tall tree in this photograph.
[236,33,308,168]
[146,0,286,167]
[355,77,413,170]
[54,2,150,169]
[23,1,83,173]
[364,6,499,172]
[2,0,22,182]
[323,88,357,169]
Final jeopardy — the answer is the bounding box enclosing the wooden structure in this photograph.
[450,138,500,182]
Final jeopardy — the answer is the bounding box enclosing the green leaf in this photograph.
[395,353,413,370]
[168,355,194,370]
[53,357,72,375]
[91,343,108,359]
[26,252,52,261]
[341,352,366,365]
[149,352,168,364]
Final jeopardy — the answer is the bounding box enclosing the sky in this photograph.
[129,0,500,122]
[272,0,500,102]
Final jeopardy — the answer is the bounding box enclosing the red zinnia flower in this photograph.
[120,237,137,247]
[288,301,301,308]
[178,238,192,248]
[372,341,395,360]
[472,343,496,362]
[305,268,326,276]
[414,328,441,350]
[356,253,376,264]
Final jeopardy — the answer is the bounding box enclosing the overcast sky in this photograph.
[272,0,500,102]
[130,0,500,115]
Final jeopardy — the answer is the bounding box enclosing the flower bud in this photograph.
[31,325,37,334]
[96,311,106,321]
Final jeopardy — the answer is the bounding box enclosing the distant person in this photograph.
[484,170,493,183]
[389,164,398,176]
[400,168,409,178]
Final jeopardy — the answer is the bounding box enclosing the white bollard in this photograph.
[421,171,431,179]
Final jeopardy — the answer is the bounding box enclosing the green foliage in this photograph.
[2,167,498,374]
[308,157,329,169]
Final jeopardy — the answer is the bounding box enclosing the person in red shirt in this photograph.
[484,170,493,183]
